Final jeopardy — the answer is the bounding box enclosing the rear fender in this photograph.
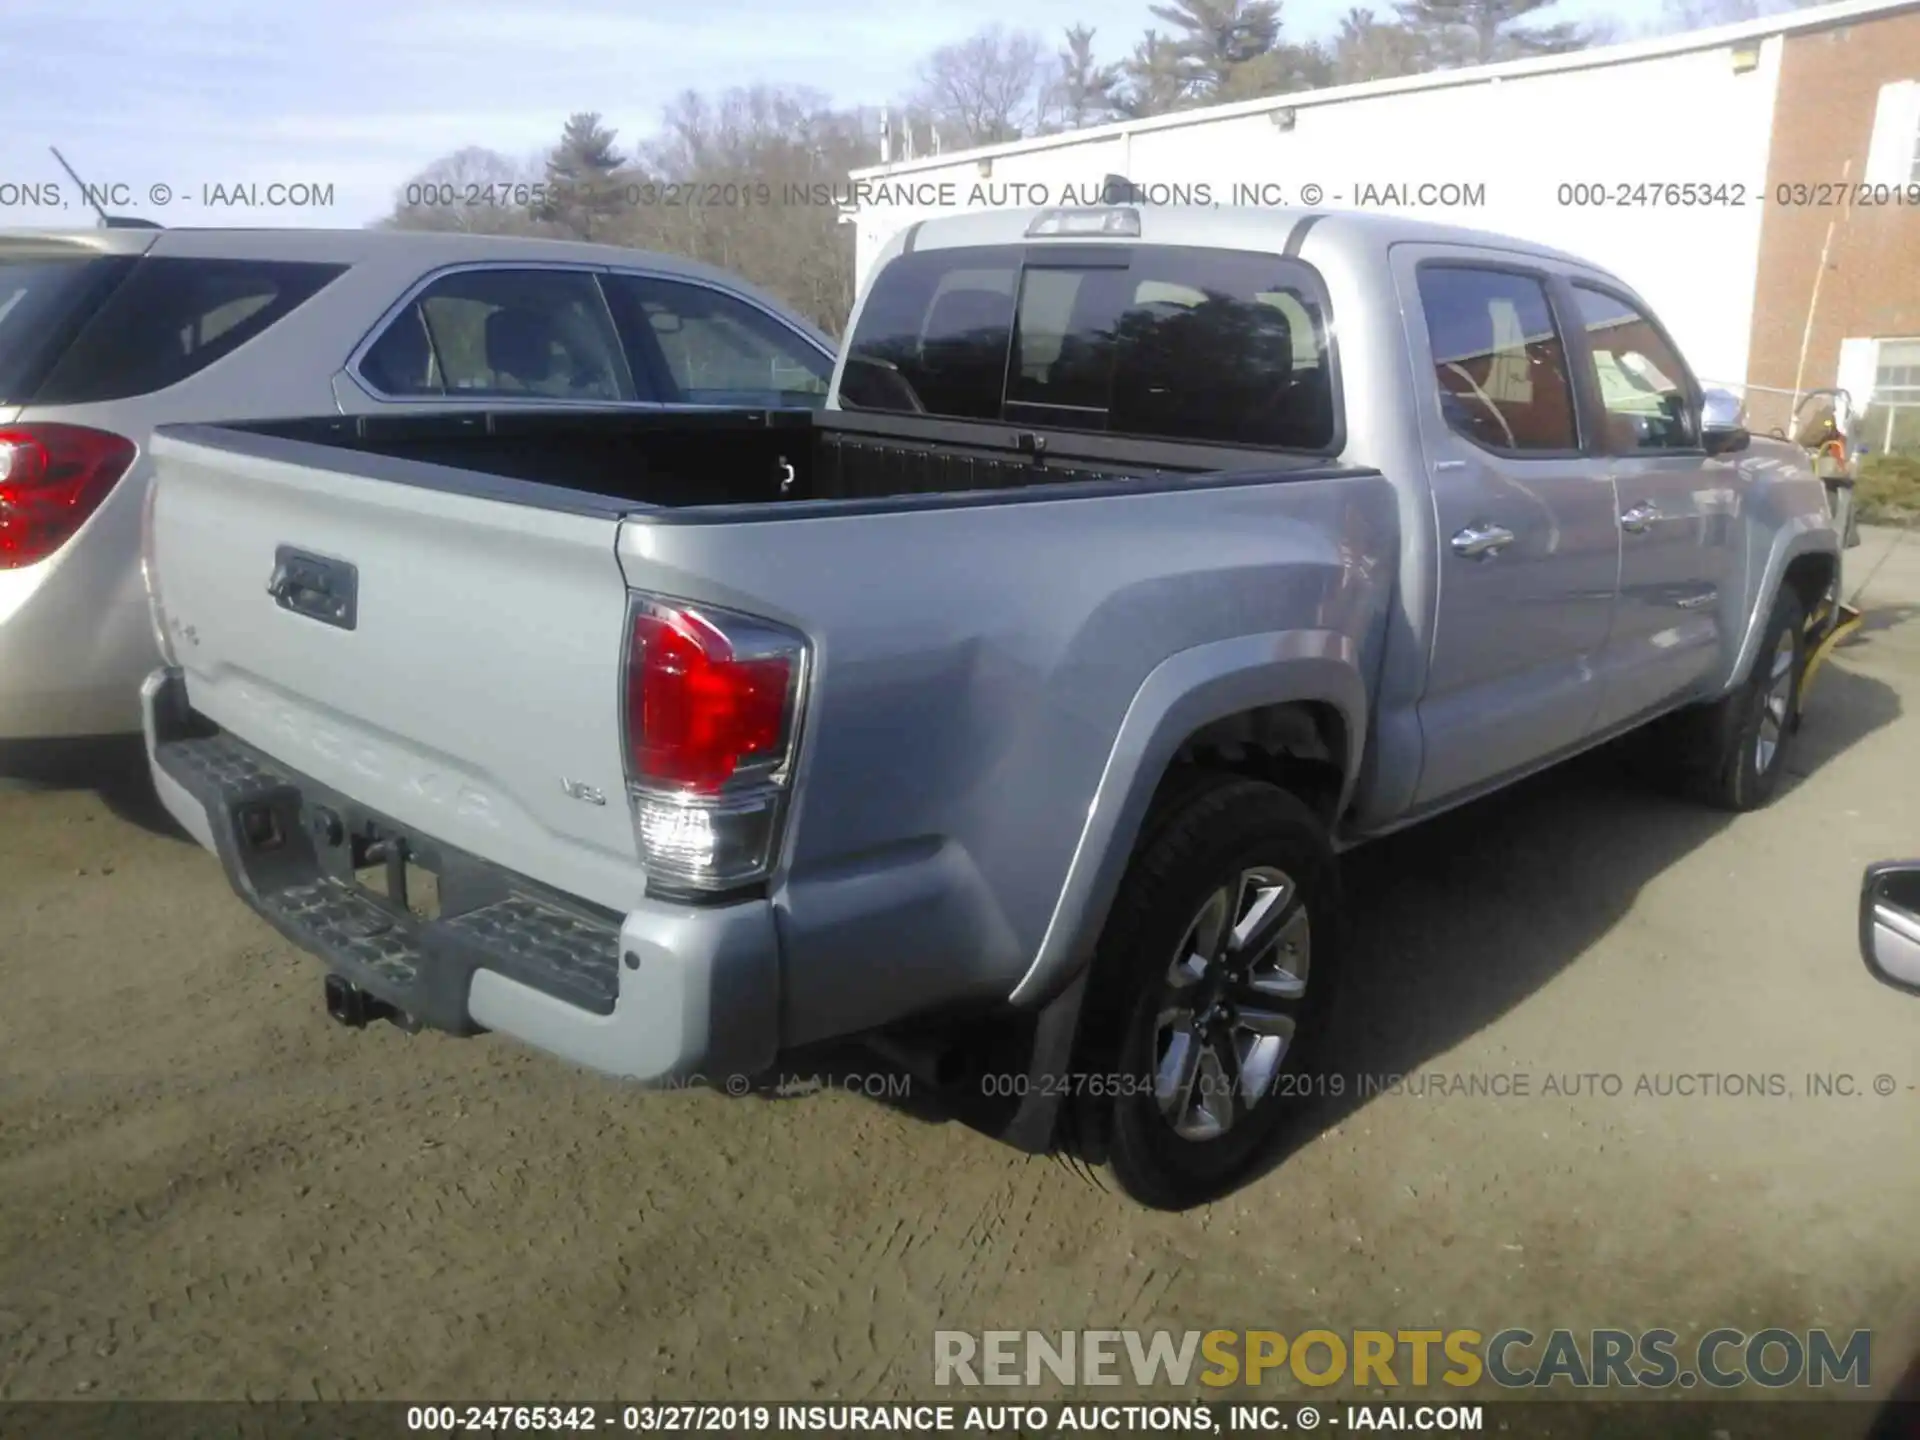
[1009,629,1368,1010]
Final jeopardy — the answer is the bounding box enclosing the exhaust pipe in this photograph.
[323,973,403,1029]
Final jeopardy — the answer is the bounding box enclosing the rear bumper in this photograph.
[141,667,780,1085]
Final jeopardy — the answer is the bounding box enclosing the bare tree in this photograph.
[912,25,1049,145]
[383,147,547,235]
[624,86,869,333]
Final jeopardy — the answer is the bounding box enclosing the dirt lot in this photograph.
[4,528,1919,1416]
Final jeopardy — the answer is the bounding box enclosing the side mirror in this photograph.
[1700,387,1750,456]
[1860,862,1920,994]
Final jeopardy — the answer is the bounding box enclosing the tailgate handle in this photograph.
[268,546,358,631]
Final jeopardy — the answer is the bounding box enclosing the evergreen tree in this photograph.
[538,112,628,240]
[1053,25,1124,128]
[1115,28,1197,115]
[1331,7,1432,81]
[1394,0,1592,65]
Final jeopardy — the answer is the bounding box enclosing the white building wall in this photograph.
[849,37,1784,389]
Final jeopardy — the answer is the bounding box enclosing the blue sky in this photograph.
[1,0,1660,229]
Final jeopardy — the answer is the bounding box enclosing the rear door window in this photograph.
[0,253,138,405]
[1416,265,1580,453]
[600,275,832,408]
[32,257,346,405]
[358,268,637,402]
[840,243,1336,450]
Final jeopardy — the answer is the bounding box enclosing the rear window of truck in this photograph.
[0,253,138,405]
[840,243,1337,451]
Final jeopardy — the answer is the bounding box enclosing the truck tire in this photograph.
[1675,585,1807,812]
[1080,774,1340,1209]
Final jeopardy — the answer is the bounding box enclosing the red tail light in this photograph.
[623,595,808,895]
[627,602,797,793]
[0,423,137,570]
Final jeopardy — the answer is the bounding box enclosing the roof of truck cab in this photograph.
[897,205,1600,273]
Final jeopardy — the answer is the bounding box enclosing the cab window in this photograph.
[841,243,1336,450]
[1417,265,1579,453]
[1571,285,1699,452]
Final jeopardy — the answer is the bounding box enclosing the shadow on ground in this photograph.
[1849,603,1920,643]
[1256,659,1902,1179]
[0,736,187,840]
[775,660,1904,1206]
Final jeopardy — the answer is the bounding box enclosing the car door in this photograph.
[333,264,645,413]
[1563,280,1741,732]
[1394,248,1622,809]
[598,272,835,410]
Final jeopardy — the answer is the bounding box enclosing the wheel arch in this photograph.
[1781,549,1838,624]
[1725,521,1840,693]
[1009,630,1367,1012]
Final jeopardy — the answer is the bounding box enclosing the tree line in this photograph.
[382,0,1824,332]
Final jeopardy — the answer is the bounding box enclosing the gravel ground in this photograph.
[3,526,1918,1425]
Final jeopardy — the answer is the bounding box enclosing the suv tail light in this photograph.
[0,424,137,570]
[623,594,809,896]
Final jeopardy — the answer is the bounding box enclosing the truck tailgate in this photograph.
[146,427,644,913]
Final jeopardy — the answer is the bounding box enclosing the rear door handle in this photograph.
[1450,522,1515,559]
[1620,502,1662,533]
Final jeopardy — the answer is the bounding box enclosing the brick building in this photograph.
[843,0,1920,452]
[1750,6,1920,445]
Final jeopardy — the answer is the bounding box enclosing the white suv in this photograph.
[0,226,837,740]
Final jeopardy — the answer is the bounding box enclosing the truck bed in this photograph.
[144,402,1393,1060]
[192,406,1351,517]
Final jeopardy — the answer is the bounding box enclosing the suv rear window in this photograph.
[30,257,347,405]
[840,243,1337,450]
[0,253,137,405]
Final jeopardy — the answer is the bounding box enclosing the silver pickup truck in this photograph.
[141,206,1842,1207]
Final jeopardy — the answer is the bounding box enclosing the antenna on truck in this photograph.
[48,146,162,229]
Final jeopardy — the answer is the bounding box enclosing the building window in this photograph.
[1864,80,1920,188]
[1862,338,1920,454]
